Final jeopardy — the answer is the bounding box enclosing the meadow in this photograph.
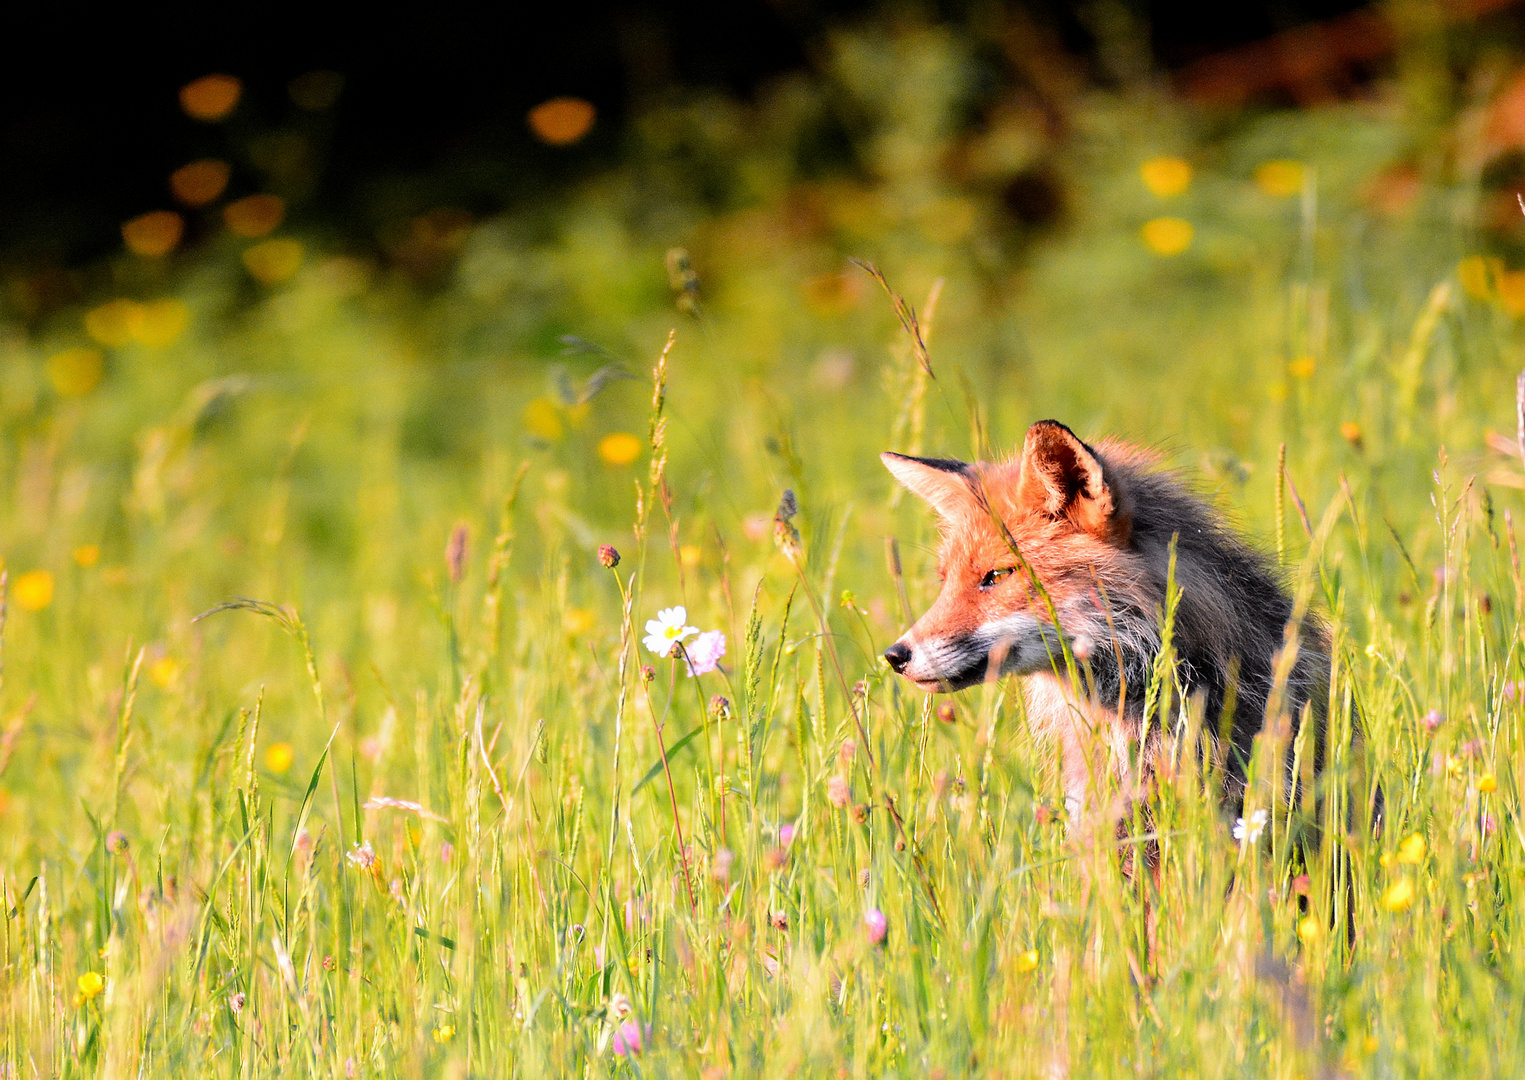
[3,22,1525,1079]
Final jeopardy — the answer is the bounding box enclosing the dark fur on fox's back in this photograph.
[1080,441,1328,801]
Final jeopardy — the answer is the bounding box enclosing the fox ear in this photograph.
[1016,421,1126,540]
[882,452,976,520]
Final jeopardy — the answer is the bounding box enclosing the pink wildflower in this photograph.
[683,630,726,676]
[827,775,850,808]
[712,847,734,882]
[613,1021,647,1057]
[864,908,888,945]
[779,823,796,846]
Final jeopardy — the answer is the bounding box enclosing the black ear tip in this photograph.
[1029,419,1076,439]
[882,452,973,475]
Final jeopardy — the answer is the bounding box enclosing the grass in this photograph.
[2,22,1525,1078]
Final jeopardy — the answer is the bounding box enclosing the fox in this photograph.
[881,419,1343,828]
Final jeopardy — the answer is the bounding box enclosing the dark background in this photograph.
[0,0,1390,272]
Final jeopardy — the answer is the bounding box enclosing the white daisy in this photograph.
[643,606,698,658]
[1233,808,1269,844]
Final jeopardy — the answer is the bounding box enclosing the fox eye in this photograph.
[980,567,1016,589]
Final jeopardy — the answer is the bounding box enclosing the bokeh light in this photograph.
[180,75,242,121]
[47,348,104,396]
[1500,270,1525,316]
[1140,156,1192,197]
[122,211,184,257]
[149,656,180,688]
[224,195,287,238]
[242,239,304,284]
[170,159,232,207]
[598,432,642,466]
[528,98,596,146]
[1254,160,1305,197]
[84,300,143,347]
[12,571,54,612]
[134,300,189,347]
[1141,217,1193,256]
[1457,255,1494,299]
[264,742,295,774]
[523,399,564,441]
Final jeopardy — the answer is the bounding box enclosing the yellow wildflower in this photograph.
[48,348,104,397]
[133,300,189,347]
[1479,773,1498,794]
[1396,832,1426,865]
[149,656,181,689]
[598,432,642,466]
[1499,270,1525,317]
[1140,156,1192,197]
[264,742,295,775]
[1015,949,1039,973]
[243,240,304,285]
[84,300,144,347]
[1457,256,1494,300]
[1141,217,1193,256]
[1255,160,1304,197]
[12,571,54,612]
[77,971,106,1001]
[523,398,563,441]
[1381,878,1415,913]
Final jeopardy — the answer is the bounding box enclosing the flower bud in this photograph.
[598,544,621,569]
[864,908,888,945]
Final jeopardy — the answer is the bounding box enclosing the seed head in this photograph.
[446,523,468,584]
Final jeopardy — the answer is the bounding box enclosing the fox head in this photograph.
[882,420,1135,692]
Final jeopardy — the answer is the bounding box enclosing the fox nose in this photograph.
[883,641,912,673]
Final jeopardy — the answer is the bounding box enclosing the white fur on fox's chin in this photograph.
[898,614,1068,687]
